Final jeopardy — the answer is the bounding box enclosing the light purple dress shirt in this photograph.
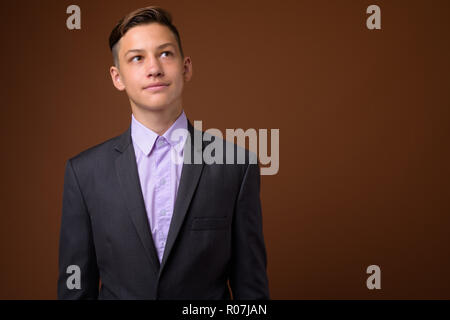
[131,110,188,262]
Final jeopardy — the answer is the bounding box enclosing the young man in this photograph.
[57,6,269,299]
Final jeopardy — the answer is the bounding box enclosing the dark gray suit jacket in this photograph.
[57,119,269,299]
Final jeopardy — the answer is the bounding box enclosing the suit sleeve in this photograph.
[229,161,270,299]
[57,159,99,299]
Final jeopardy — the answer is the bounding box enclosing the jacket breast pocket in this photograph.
[191,217,230,231]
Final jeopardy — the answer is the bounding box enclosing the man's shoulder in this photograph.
[67,129,127,167]
[201,130,258,166]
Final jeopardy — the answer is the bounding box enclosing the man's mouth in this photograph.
[143,82,170,91]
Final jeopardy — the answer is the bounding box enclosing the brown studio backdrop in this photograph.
[0,0,449,299]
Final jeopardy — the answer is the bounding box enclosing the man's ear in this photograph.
[183,57,193,82]
[110,66,126,91]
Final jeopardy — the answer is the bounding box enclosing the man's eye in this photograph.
[131,56,142,62]
[161,51,172,57]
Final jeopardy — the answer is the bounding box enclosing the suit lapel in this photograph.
[160,120,205,272]
[114,126,160,275]
[113,120,205,276]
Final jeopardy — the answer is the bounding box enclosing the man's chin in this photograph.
[137,102,173,113]
[130,96,180,114]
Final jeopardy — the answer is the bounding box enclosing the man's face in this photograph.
[110,23,192,113]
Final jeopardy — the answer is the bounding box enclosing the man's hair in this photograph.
[109,6,184,67]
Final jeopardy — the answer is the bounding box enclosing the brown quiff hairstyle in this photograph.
[108,6,184,67]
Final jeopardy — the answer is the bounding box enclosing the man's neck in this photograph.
[132,104,183,136]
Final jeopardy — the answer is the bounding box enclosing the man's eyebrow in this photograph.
[157,42,176,50]
[124,43,176,56]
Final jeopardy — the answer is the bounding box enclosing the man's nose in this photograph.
[146,56,164,77]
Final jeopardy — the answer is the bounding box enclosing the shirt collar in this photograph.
[131,110,188,156]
